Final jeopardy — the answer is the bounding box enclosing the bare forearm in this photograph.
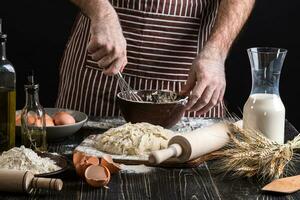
[185,0,255,112]
[69,0,114,20]
[204,0,255,59]
[69,0,127,75]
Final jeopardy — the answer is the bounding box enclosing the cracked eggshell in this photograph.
[74,154,100,178]
[100,154,122,174]
[85,165,111,187]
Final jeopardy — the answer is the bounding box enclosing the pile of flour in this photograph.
[0,146,61,174]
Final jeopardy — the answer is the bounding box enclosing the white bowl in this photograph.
[16,108,88,141]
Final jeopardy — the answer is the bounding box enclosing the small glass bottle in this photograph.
[0,18,16,151]
[21,72,47,151]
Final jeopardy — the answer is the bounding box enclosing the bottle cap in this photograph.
[0,18,7,41]
[26,70,35,85]
[25,70,39,90]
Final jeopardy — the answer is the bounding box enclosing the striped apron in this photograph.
[56,0,224,118]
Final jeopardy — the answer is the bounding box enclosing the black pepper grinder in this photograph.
[21,71,47,151]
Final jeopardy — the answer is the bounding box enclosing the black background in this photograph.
[1,1,299,130]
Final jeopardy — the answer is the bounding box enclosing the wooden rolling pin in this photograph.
[149,120,242,164]
[0,169,63,193]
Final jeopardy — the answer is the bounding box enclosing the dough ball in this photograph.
[95,122,173,155]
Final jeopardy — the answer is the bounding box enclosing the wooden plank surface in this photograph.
[0,165,220,200]
[0,119,299,200]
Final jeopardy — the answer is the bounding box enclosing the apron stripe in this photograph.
[78,68,88,111]
[144,79,148,90]
[94,71,104,115]
[88,70,99,116]
[57,16,86,108]
[112,77,120,116]
[123,31,198,43]
[174,0,179,16]
[83,68,93,114]
[138,78,143,90]
[155,0,160,13]
[63,19,86,108]
[127,44,196,57]
[57,19,80,107]
[62,18,84,108]
[125,39,198,51]
[207,1,217,39]
[69,18,91,110]
[106,76,114,116]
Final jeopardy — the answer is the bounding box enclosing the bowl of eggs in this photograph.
[16,108,88,141]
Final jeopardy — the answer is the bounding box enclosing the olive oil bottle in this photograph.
[21,71,47,151]
[0,19,16,151]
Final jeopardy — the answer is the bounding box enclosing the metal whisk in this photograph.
[117,72,143,101]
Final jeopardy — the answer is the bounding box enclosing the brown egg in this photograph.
[46,119,55,126]
[27,115,36,125]
[16,114,21,126]
[35,118,43,127]
[16,113,54,126]
[74,155,99,178]
[45,114,55,126]
[53,111,76,125]
[73,151,85,166]
[101,154,121,174]
[35,114,54,127]
[85,165,111,187]
[45,114,52,121]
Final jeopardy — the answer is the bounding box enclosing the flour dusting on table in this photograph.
[121,164,154,174]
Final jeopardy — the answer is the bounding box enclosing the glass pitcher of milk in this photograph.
[243,47,287,144]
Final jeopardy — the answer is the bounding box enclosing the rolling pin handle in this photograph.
[31,177,63,191]
[148,144,182,164]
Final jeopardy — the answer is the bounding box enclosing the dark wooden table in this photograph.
[1,120,299,200]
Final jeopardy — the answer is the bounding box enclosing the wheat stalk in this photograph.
[213,122,300,181]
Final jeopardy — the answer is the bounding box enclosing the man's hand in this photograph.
[180,0,255,115]
[87,2,127,75]
[69,0,128,75]
[181,47,226,115]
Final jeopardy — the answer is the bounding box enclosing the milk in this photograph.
[243,93,285,144]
